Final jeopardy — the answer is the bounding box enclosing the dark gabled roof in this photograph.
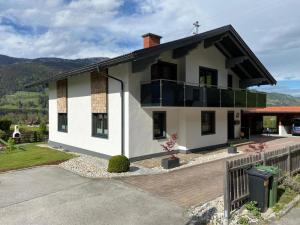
[26,25,276,87]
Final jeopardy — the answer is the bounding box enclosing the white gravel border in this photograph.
[37,144,243,178]
[59,151,242,178]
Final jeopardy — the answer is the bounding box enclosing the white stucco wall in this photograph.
[125,43,243,158]
[185,43,240,88]
[48,42,243,159]
[49,63,130,157]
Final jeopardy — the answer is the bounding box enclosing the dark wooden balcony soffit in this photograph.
[133,29,275,88]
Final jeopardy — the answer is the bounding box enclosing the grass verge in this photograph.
[272,187,298,213]
[0,143,75,172]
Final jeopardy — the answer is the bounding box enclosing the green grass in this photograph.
[0,91,47,110]
[273,187,298,213]
[0,143,75,172]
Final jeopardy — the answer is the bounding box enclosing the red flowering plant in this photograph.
[161,133,178,159]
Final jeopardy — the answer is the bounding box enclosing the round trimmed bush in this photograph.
[107,155,130,173]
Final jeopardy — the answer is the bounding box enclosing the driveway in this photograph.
[120,158,226,207]
[0,166,188,225]
[120,136,300,208]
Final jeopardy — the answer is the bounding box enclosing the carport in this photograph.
[242,106,300,136]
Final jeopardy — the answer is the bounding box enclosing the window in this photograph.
[201,111,215,135]
[228,74,233,89]
[92,113,108,138]
[199,67,218,86]
[58,113,68,132]
[151,61,177,81]
[153,111,166,139]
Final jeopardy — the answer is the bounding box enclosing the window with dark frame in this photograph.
[58,113,68,132]
[199,66,218,86]
[201,111,215,135]
[228,74,233,89]
[92,113,108,138]
[153,111,166,139]
[151,61,177,81]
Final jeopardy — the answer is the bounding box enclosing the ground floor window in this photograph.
[153,111,166,139]
[201,111,215,135]
[92,113,108,138]
[58,113,68,132]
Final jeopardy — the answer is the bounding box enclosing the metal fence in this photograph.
[224,144,300,220]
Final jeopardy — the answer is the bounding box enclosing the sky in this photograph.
[0,0,300,95]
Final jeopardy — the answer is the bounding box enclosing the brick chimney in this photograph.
[142,33,162,48]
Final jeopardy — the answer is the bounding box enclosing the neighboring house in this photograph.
[29,25,276,161]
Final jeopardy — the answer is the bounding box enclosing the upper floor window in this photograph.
[151,61,177,81]
[153,111,166,139]
[199,67,218,86]
[58,113,68,132]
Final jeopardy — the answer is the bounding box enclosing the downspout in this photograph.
[97,66,125,156]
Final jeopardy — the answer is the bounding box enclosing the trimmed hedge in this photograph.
[107,155,130,173]
[0,120,12,132]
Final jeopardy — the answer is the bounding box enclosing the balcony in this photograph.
[141,79,266,108]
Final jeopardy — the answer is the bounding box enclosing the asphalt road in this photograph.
[0,166,188,225]
[270,206,300,225]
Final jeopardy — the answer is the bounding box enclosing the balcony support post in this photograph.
[233,90,236,108]
[183,83,186,107]
[160,79,162,106]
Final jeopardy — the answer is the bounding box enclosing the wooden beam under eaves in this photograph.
[132,55,159,73]
[226,56,248,68]
[240,78,267,88]
[204,34,228,48]
[172,43,199,59]
[227,35,267,79]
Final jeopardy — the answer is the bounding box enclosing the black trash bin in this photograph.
[247,167,272,212]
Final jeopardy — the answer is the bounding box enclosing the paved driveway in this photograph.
[0,166,188,225]
[120,158,226,207]
[121,136,300,208]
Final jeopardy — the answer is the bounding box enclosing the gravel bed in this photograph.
[58,150,242,178]
[187,196,224,224]
[59,153,161,178]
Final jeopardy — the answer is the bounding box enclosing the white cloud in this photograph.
[0,0,299,84]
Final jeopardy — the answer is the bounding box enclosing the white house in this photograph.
[30,25,276,161]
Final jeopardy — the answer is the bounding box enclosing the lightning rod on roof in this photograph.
[193,21,200,34]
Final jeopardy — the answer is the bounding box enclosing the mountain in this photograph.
[267,92,300,106]
[0,54,108,96]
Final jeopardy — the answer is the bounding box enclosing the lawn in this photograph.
[0,143,75,172]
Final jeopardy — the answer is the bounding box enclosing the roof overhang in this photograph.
[26,25,277,88]
[244,107,300,114]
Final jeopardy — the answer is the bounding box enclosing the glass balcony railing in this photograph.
[141,79,267,108]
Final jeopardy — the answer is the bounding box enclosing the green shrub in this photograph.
[245,201,261,218]
[0,129,6,139]
[0,120,12,132]
[39,123,47,134]
[237,216,249,225]
[5,138,16,153]
[107,155,130,173]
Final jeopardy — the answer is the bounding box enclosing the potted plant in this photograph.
[228,142,237,154]
[161,133,180,169]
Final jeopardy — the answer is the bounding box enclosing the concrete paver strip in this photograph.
[0,166,188,225]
